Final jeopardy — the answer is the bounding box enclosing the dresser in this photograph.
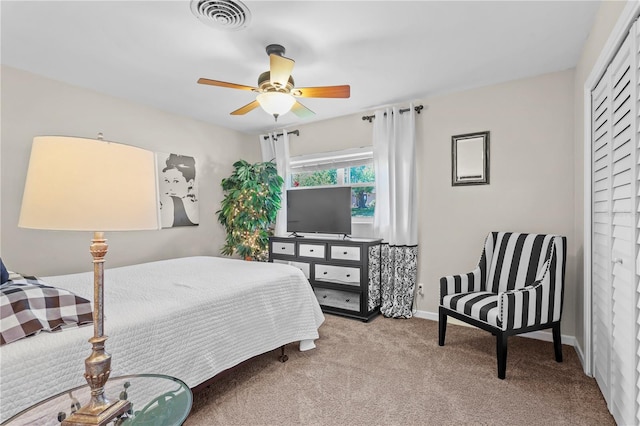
[269,236,382,321]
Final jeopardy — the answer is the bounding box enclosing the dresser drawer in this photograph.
[272,241,295,256]
[273,259,310,279]
[330,245,361,262]
[314,288,360,312]
[299,243,325,258]
[315,264,360,286]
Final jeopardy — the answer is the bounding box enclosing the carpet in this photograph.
[185,314,613,425]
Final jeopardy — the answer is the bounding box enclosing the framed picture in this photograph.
[157,152,199,228]
[451,131,490,186]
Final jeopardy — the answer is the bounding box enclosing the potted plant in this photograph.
[217,160,284,261]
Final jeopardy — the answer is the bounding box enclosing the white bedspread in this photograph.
[0,256,324,423]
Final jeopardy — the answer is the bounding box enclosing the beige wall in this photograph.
[420,70,576,334]
[287,113,374,157]
[1,66,258,276]
[573,1,628,353]
[294,69,577,335]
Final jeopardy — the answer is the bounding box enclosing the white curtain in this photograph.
[372,104,418,318]
[260,131,290,236]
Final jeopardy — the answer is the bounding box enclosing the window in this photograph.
[289,147,375,221]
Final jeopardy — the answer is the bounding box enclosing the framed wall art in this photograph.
[157,152,199,227]
[451,131,490,186]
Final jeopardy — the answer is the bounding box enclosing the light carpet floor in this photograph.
[185,314,613,426]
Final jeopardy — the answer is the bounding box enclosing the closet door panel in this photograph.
[592,64,613,406]
[608,31,638,426]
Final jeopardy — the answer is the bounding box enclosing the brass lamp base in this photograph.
[61,399,130,426]
[62,233,131,426]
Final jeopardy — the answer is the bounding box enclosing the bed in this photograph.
[0,256,325,423]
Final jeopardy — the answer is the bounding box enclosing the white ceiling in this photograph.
[1,0,601,135]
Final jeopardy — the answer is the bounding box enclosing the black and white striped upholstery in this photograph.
[438,232,567,379]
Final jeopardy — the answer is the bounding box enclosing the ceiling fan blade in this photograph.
[270,54,295,88]
[198,78,257,91]
[294,85,350,98]
[291,101,315,118]
[230,100,261,115]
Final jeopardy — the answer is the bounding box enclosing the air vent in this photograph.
[190,0,251,31]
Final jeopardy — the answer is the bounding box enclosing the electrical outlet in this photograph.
[417,283,424,296]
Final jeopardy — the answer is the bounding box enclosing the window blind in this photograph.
[289,147,373,172]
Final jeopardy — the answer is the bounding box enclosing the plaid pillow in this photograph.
[0,276,93,345]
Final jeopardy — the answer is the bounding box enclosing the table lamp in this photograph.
[18,135,160,425]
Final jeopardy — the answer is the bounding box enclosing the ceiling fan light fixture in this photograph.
[197,43,349,120]
[257,92,296,119]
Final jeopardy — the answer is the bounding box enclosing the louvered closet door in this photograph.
[591,63,612,407]
[634,23,640,425]
[608,30,637,426]
[591,26,640,426]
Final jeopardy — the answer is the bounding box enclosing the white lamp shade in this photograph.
[19,136,160,231]
[257,92,296,116]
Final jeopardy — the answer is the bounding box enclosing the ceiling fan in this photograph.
[198,44,350,121]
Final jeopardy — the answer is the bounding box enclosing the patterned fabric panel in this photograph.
[442,291,501,328]
[440,268,482,304]
[550,236,566,323]
[478,233,494,292]
[487,232,556,294]
[368,245,381,311]
[380,244,417,318]
[0,277,93,345]
[499,235,567,330]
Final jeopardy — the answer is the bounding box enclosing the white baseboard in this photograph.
[414,309,576,347]
[573,340,590,376]
[414,310,438,321]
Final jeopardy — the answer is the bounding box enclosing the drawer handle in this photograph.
[281,247,286,250]
[323,295,327,299]
[346,274,351,277]
[310,249,314,252]
[323,272,328,275]
[343,251,348,255]
[345,299,350,302]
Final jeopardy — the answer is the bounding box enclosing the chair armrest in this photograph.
[440,266,482,304]
[498,266,552,331]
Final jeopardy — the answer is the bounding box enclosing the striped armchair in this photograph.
[439,232,567,379]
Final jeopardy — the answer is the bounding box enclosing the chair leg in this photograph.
[496,332,507,379]
[552,323,563,363]
[438,307,447,346]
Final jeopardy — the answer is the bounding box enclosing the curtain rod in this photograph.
[361,105,424,123]
[262,129,300,140]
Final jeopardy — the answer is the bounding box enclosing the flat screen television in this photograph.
[287,187,352,235]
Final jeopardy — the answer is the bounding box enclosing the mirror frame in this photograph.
[451,131,490,186]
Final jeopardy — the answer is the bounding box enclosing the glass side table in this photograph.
[2,374,192,426]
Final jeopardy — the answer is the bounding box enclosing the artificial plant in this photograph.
[217,160,284,261]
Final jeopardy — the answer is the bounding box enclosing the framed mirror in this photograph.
[451,131,489,186]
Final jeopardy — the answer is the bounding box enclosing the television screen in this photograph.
[287,187,352,235]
